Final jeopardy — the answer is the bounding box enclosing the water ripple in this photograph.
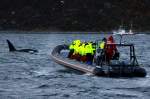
[0,33,150,99]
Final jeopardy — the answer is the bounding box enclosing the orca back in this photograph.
[6,40,16,51]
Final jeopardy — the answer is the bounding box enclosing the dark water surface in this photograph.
[0,32,150,99]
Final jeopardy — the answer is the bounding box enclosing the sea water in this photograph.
[0,32,150,99]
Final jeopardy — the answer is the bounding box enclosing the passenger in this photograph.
[73,40,81,61]
[92,42,96,54]
[85,42,94,65]
[108,36,119,60]
[79,43,87,62]
[105,35,118,62]
[95,38,107,65]
[100,38,107,49]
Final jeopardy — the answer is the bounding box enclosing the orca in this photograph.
[6,40,38,53]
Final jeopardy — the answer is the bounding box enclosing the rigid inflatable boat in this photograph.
[51,43,147,77]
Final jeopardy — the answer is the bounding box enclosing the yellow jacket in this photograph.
[100,41,105,49]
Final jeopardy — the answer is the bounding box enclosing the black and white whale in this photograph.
[7,40,38,53]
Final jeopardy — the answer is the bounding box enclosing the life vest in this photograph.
[99,41,105,49]
[85,44,94,55]
[79,43,86,56]
[72,40,81,54]
[69,44,74,50]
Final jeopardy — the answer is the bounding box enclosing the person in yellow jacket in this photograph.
[96,38,107,65]
[100,38,107,49]
[85,42,95,65]
[73,39,81,61]
[68,39,80,59]
[79,43,87,62]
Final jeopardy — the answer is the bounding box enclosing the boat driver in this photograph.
[105,35,119,62]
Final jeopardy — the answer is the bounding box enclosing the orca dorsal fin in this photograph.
[6,40,16,51]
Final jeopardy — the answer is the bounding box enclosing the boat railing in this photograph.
[95,43,139,68]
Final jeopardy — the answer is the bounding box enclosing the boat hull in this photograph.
[51,44,147,77]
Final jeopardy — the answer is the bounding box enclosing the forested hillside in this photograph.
[0,0,150,31]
